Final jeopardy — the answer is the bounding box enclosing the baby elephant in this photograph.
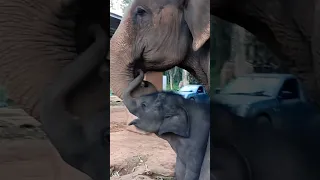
[123,70,210,180]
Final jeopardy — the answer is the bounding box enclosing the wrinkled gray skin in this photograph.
[124,70,210,180]
[0,1,109,179]
[111,0,320,105]
[0,0,109,118]
[41,24,109,180]
[114,0,320,179]
[198,135,210,180]
[110,0,210,99]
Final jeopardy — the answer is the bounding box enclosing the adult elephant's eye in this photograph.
[135,6,147,16]
[133,6,149,25]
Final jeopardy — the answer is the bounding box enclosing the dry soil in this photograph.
[0,100,176,180]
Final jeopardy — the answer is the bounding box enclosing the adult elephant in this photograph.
[0,0,109,179]
[111,0,320,104]
[110,0,210,98]
[0,0,109,117]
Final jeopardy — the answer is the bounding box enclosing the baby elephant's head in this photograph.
[126,92,191,138]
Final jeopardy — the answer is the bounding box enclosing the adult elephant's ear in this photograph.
[158,107,190,138]
[183,0,210,51]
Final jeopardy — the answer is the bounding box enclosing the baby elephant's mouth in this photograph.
[128,118,139,126]
[128,119,151,134]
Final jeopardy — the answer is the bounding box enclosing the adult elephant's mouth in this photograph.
[129,57,147,78]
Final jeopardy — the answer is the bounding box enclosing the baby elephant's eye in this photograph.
[141,103,147,108]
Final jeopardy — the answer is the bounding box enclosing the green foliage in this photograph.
[164,67,200,91]
[163,67,181,90]
[166,84,180,91]
[188,75,200,84]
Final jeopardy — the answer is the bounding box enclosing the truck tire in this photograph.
[256,115,272,128]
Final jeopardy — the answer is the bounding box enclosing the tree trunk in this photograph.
[231,25,254,77]
[182,69,189,86]
[169,72,173,90]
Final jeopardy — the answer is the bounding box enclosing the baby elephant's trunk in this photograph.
[122,70,144,114]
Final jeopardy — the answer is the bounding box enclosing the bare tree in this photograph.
[121,0,132,13]
[182,69,189,86]
[231,25,254,77]
[168,67,178,90]
[110,0,114,9]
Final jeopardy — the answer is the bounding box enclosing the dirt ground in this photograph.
[0,108,91,180]
[0,98,176,179]
[110,106,176,180]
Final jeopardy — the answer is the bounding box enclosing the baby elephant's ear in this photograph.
[158,108,190,138]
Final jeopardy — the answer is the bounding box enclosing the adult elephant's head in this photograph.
[110,0,210,99]
[0,0,109,118]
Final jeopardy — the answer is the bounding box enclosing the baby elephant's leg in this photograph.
[199,137,210,180]
[184,167,200,180]
[175,157,186,180]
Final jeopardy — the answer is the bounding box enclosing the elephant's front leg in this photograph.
[184,166,200,180]
[183,158,204,180]
[81,109,109,180]
[199,137,210,180]
[175,157,186,180]
[175,155,202,180]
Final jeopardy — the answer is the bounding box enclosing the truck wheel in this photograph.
[256,115,272,128]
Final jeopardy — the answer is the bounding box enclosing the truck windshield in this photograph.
[179,86,198,92]
[220,77,281,97]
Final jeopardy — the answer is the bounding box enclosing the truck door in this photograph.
[196,86,206,102]
[277,78,304,129]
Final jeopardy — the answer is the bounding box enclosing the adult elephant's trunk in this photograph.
[122,70,144,115]
[110,13,157,99]
[110,15,134,99]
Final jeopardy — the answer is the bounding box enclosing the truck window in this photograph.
[279,78,299,99]
[197,86,204,93]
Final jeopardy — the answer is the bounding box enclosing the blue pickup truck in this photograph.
[213,73,319,129]
[176,84,210,103]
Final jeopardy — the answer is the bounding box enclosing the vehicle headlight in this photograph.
[237,104,250,117]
